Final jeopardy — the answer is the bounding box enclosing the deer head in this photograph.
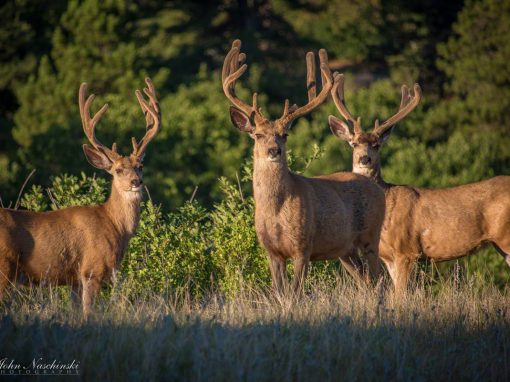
[79,78,161,196]
[328,74,421,177]
[223,40,333,164]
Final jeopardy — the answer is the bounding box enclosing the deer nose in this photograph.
[131,179,142,187]
[360,155,371,165]
[268,147,282,159]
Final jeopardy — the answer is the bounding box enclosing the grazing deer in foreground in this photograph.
[222,40,385,292]
[0,78,161,316]
[328,74,510,294]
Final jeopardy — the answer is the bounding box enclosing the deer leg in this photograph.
[71,284,82,309]
[0,256,15,301]
[268,255,286,294]
[393,257,413,297]
[494,244,510,268]
[362,243,383,284]
[340,248,367,286]
[292,256,309,294]
[81,272,102,319]
[382,258,397,285]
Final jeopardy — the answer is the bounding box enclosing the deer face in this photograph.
[230,107,291,163]
[83,147,144,195]
[253,132,288,162]
[350,133,383,177]
[111,156,144,193]
[329,116,392,177]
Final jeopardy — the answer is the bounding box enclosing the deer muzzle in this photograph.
[267,147,282,161]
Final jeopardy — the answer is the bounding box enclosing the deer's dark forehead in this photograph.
[254,120,286,135]
[114,156,141,168]
[355,133,378,145]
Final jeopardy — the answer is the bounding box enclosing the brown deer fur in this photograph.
[329,74,510,294]
[223,40,385,292]
[0,78,161,316]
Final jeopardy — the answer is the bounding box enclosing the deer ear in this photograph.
[83,144,113,170]
[230,106,254,133]
[378,126,395,144]
[329,116,354,145]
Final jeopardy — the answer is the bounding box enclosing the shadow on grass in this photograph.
[1,280,509,381]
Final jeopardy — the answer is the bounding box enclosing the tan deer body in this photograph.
[380,177,509,259]
[0,79,161,316]
[329,75,510,293]
[223,41,385,291]
[253,163,385,277]
[0,181,140,286]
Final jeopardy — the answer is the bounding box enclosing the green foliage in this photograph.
[19,185,47,212]
[20,172,107,210]
[437,0,510,129]
[123,200,214,295]
[209,177,270,294]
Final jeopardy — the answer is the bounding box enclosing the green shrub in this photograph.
[122,200,215,296]
[20,172,107,210]
[209,177,270,294]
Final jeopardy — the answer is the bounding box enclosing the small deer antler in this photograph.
[277,49,333,128]
[79,83,121,161]
[132,77,161,159]
[330,73,362,136]
[222,40,265,123]
[373,83,422,136]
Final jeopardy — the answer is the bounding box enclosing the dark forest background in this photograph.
[1,0,509,283]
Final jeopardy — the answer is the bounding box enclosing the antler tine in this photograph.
[222,40,261,120]
[318,49,329,94]
[400,84,410,109]
[277,48,333,127]
[133,77,161,158]
[79,83,120,160]
[306,52,316,102]
[373,83,422,136]
[330,73,363,135]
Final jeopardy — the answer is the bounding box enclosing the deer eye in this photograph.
[115,168,124,175]
[255,134,264,140]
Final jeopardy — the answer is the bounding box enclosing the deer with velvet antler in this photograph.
[328,74,510,294]
[222,40,386,292]
[0,78,161,317]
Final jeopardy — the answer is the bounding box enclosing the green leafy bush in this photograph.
[209,177,270,294]
[122,200,215,295]
[20,172,107,210]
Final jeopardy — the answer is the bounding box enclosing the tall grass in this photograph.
[1,276,509,381]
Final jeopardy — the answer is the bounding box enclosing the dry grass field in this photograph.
[1,275,509,381]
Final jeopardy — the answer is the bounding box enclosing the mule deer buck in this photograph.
[328,73,510,294]
[0,78,161,316]
[222,40,385,292]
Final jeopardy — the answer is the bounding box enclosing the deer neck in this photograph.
[353,162,389,189]
[252,156,292,213]
[104,185,142,237]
